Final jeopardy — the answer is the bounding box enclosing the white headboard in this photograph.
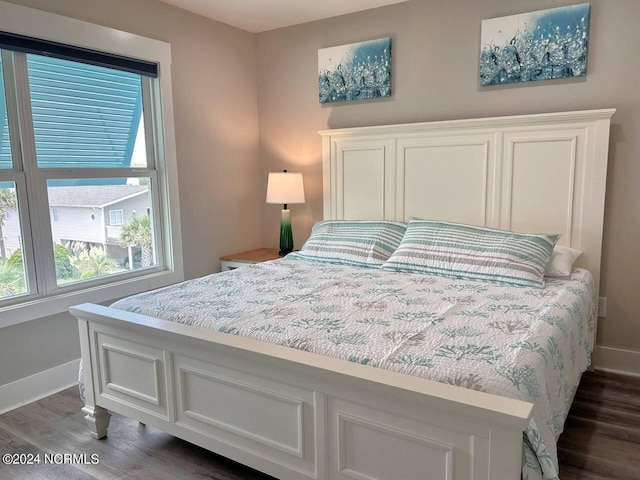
[319,109,615,294]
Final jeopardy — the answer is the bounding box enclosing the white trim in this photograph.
[102,190,148,208]
[0,269,184,328]
[318,108,617,137]
[0,358,80,415]
[594,345,640,378]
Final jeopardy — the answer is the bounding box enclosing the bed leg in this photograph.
[81,405,111,439]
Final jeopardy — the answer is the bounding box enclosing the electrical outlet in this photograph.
[598,297,607,318]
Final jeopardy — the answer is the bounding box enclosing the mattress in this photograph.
[110,258,597,480]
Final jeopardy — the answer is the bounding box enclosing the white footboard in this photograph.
[71,303,532,480]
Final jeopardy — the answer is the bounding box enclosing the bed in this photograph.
[70,109,614,480]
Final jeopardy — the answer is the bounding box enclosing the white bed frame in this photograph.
[71,109,614,480]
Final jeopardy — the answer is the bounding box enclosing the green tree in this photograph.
[53,244,75,279]
[120,214,152,267]
[0,188,17,260]
[5,248,23,269]
[71,246,116,280]
[0,259,24,297]
[6,245,75,280]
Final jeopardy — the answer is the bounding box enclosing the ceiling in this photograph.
[157,0,410,33]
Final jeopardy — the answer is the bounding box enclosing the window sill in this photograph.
[0,268,184,328]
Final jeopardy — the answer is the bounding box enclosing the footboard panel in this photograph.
[95,332,169,420]
[173,353,316,470]
[329,398,482,480]
[72,303,533,480]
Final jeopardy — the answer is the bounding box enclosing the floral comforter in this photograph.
[111,259,596,480]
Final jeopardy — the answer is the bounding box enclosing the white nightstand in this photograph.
[220,248,281,271]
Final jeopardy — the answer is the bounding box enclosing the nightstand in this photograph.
[220,248,281,271]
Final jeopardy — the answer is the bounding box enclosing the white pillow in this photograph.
[544,246,582,277]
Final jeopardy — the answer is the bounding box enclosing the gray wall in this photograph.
[256,0,640,357]
[0,312,80,386]
[0,0,262,386]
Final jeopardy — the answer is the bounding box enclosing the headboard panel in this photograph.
[395,133,496,225]
[320,109,615,294]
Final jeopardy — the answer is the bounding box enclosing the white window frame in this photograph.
[0,1,183,327]
[109,209,124,226]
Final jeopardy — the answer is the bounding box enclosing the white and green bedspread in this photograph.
[112,259,596,480]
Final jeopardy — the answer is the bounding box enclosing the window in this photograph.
[0,7,183,324]
[1,50,161,296]
[0,181,27,301]
[109,210,124,226]
[0,55,27,302]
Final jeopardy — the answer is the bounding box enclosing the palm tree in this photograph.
[0,260,25,298]
[0,188,17,260]
[70,247,116,280]
[120,214,152,267]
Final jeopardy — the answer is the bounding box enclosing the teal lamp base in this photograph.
[279,209,293,256]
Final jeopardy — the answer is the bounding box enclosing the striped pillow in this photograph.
[287,220,406,268]
[381,219,559,288]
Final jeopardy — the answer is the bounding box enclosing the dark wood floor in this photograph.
[0,387,274,480]
[0,371,638,479]
[558,371,640,479]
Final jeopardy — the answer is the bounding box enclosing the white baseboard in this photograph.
[594,345,640,378]
[0,358,80,415]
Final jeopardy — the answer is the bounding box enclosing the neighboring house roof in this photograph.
[1,56,142,170]
[48,185,149,208]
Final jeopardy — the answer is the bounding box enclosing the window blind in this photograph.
[0,31,157,78]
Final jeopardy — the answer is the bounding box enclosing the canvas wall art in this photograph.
[480,3,590,86]
[318,37,391,104]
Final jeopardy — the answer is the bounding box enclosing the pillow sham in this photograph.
[286,220,406,268]
[545,246,582,277]
[381,219,560,288]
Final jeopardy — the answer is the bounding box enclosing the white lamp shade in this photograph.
[266,172,305,204]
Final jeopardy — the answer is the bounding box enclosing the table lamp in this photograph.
[266,170,305,256]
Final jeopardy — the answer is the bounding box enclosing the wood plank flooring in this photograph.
[558,371,640,479]
[0,387,274,480]
[0,370,637,479]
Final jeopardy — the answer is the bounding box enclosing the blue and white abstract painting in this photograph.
[318,38,391,104]
[480,3,590,86]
